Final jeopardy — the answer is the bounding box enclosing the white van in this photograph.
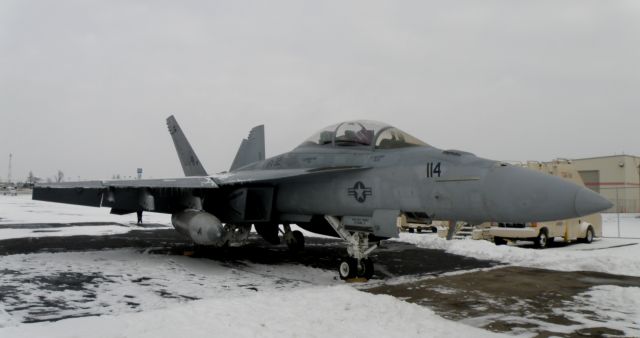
[490,216,601,248]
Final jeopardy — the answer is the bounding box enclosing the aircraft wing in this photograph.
[33,166,367,214]
[33,177,218,213]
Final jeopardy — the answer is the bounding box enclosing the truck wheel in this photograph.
[416,228,422,233]
[582,227,594,244]
[430,227,438,233]
[408,228,414,233]
[535,229,549,249]
[494,237,507,246]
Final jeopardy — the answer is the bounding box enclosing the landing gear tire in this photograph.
[324,216,379,282]
[582,227,594,244]
[360,258,374,280]
[339,258,358,280]
[293,230,305,249]
[286,230,305,252]
[535,230,549,249]
[255,223,280,245]
[338,258,374,280]
[493,236,507,246]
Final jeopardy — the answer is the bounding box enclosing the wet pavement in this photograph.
[366,266,640,337]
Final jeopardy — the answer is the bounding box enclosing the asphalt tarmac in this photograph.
[368,267,640,337]
[2,223,639,337]
[0,222,497,279]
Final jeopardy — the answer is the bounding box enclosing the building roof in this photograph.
[572,154,640,162]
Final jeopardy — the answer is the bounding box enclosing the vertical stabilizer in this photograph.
[166,115,208,176]
[230,125,265,171]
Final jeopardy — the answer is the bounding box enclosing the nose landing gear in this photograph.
[338,257,374,280]
[325,216,378,281]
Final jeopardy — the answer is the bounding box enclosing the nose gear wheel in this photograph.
[325,216,377,281]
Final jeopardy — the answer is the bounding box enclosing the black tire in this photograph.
[359,258,374,280]
[547,236,555,246]
[583,227,594,244]
[339,258,358,280]
[286,230,305,252]
[431,227,438,233]
[535,229,549,249]
[293,230,305,248]
[254,223,281,245]
[416,228,422,233]
[408,228,415,233]
[494,236,507,246]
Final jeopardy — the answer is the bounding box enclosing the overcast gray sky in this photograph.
[1,0,639,182]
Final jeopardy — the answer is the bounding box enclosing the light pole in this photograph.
[7,153,12,184]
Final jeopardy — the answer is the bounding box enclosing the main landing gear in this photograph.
[281,224,305,252]
[325,216,377,281]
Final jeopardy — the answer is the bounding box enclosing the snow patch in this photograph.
[0,249,338,327]
[0,286,502,338]
[602,213,640,238]
[559,285,640,337]
[0,225,136,240]
[0,194,171,225]
[395,234,640,277]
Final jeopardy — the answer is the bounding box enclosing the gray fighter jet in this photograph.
[33,117,612,280]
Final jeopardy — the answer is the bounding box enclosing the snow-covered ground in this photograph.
[0,194,504,337]
[559,285,640,336]
[602,213,640,238]
[2,194,640,337]
[395,225,640,278]
[0,249,335,325]
[0,247,499,338]
[0,194,171,225]
[391,214,640,337]
[0,284,499,338]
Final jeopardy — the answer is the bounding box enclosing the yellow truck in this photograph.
[488,159,602,248]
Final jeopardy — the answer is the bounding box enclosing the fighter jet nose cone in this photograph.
[575,188,613,216]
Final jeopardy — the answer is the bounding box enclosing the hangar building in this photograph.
[571,155,640,213]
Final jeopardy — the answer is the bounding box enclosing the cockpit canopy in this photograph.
[299,120,428,149]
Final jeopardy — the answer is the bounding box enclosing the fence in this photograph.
[599,187,640,238]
